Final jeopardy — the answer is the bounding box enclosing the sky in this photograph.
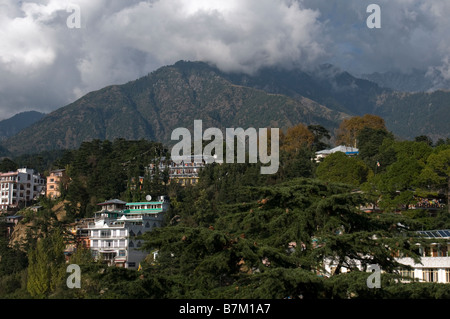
[1,0,450,120]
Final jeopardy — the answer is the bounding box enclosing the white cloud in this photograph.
[1,0,450,120]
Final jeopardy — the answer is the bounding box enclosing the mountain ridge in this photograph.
[0,111,46,141]
[2,61,448,155]
[2,61,348,155]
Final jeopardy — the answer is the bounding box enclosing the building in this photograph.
[147,155,215,186]
[0,168,46,211]
[396,229,450,283]
[322,229,450,284]
[315,145,359,162]
[46,169,67,199]
[83,196,169,269]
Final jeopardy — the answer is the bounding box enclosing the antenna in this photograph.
[145,195,152,201]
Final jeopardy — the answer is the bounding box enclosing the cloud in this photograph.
[1,0,450,120]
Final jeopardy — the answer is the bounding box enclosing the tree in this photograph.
[414,135,433,146]
[368,140,433,212]
[281,123,315,153]
[419,147,450,213]
[357,127,394,169]
[316,152,370,186]
[336,114,386,147]
[27,228,66,298]
[140,178,423,298]
[0,158,18,172]
[307,124,331,151]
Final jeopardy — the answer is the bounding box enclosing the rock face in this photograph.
[9,201,69,251]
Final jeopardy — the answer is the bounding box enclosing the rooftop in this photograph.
[417,229,450,239]
[97,199,127,206]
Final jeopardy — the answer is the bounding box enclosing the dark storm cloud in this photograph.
[0,0,449,119]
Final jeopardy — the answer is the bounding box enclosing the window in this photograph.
[119,250,126,257]
[129,241,134,248]
[400,269,414,280]
[446,269,450,283]
[128,262,136,268]
[100,230,111,238]
[423,268,438,282]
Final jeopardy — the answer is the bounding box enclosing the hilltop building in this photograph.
[46,169,67,199]
[0,168,46,211]
[315,145,359,162]
[147,155,215,186]
[322,229,450,283]
[396,230,450,283]
[74,196,169,269]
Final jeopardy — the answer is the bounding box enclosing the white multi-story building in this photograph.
[147,155,215,186]
[322,229,450,284]
[86,197,169,269]
[0,168,46,211]
[396,229,450,283]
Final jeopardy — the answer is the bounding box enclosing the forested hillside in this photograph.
[0,115,449,299]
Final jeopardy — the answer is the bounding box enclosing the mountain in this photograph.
[2,61,449,155]
[375,90,450,142]
[0,111,46,141]
[2,61,348,155]
[221,63,389,116]
[360,69,445,92]
[219,64,449,142]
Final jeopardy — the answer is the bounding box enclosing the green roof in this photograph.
[126,202,163,205]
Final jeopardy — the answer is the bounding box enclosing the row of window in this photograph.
[400,268,450,283]
[0,176,45,183]
[90,224,157,238]
[90,240,142,248]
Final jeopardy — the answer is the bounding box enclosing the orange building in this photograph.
[46,169,67,199]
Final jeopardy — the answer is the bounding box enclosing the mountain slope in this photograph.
[3,61,348,155]
[217,63,449,141]
[375,90,450,141]
[0,111,46,140]
[220,63,389,116]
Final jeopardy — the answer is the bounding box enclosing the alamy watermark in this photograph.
[66,264,81,289]
[171,120,279,174]
[367,4,381,29]
[66,3,81,29]
[367,264,381,288]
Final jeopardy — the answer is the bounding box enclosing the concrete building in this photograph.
[147,155,215,186]
[396,229,450,283]
[322,229,450,284]
[46,169,67,199]
[0,168,46,211]
[85,197,169,269]
[315,145,359,162]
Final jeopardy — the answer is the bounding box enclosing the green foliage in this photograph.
[316,152,370,186]
[26,228,66,298]
[137,178,426,298]
[61,139,167,219]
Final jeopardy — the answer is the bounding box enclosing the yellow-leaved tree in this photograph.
[336,114,386,147]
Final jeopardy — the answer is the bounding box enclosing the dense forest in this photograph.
[0,115,449,299]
